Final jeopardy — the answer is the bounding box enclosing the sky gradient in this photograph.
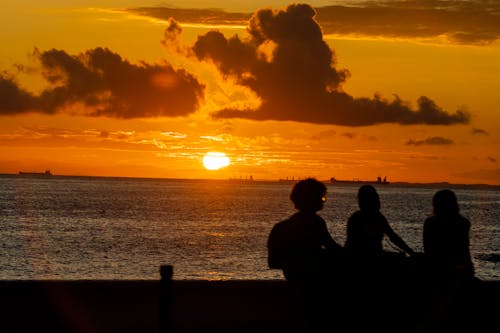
[1,1,499,184]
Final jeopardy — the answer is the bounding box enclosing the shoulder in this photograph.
[376,211,388,221]
[424,216,437,226]
[270,213,300,233]
[348,210,362,221]
[271,218,291,233]
[458,215,471,228]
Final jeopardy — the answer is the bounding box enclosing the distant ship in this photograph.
[18,170,53,176]
[227,175,254,183]
[330,176,389,185]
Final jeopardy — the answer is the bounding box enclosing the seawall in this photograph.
[1,275,498,333]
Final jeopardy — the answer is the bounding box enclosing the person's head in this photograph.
[357,185,380,212]
[432,189,459,216]
[290,178,327,212]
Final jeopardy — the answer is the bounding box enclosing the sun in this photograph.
[203,152,230,170]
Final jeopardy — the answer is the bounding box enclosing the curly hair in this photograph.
[290,178,327,211]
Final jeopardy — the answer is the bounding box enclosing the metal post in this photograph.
[159,265,173,333]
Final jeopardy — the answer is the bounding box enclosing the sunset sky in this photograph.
[1,0,499,184]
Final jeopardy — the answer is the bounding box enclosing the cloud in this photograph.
[131,7,249,27]
[406,136,455,146]
[342,132,356,139]
[488,156,497,163]
[162,131,188,139]
[0,75,38,114]
[129,1,500,45]
[190,4,470,126]
[471,128,489,135]
[317,0,500,45]
[0,47,205,118]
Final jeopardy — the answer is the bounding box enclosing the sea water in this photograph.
[0,175,498,280]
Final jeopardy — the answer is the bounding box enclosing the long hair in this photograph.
[357,185,380,212]
[432,189,459,216]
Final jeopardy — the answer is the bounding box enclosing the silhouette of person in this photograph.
[343,185,416,332]
[267,178,342,282]
[267,178,342,332]
[419,189,476,332]
[345,184,415,259]
[423,189,474,279]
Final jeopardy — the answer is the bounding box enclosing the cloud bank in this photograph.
[1,3,474,126]
[0,48,204,118]
[190,4,470,126]
[130,0,500,45]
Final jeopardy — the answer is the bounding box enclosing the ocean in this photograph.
[0,175,498,281]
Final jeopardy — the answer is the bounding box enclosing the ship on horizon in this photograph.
[18,170,53,176]
[330,176,389,185]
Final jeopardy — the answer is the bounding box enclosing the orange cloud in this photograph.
[191,4,470,126]
[1,47,204,118]
[129,1,500,45]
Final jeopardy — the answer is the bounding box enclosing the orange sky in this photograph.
[0,1,499,184]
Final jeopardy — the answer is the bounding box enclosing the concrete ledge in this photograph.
[1,273,498,333]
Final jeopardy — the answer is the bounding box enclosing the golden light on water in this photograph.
[203,152,230,170]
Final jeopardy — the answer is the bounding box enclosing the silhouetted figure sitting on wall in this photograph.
[268,178,342,282]
[342,185,417,332]
[267,178,343,332]
[345,185,415,266]
[419,189,477,332]
[423,189,475,280]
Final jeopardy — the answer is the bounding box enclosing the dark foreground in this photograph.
[1,266,498,333]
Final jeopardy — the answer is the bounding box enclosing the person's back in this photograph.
[267,178,343,332]
[345,210,386,257]
[420,190,476,332]
[268,211,334,280]
[423,189,474,279]
[345,185,414,259]
[267,178,341,281]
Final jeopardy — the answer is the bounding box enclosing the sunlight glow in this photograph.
[203,152,230,170]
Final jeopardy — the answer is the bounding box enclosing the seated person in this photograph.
[267,178,342,281]
[344,185,415,268]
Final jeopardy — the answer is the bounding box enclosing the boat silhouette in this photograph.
[18,170,53,176]
[331,176,389,185]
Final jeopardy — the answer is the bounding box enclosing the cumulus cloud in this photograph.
[191,4,470,126]
[406,136,455,146]
[130,0,500,45]
[0,75,38,114]
[0,47,204,118]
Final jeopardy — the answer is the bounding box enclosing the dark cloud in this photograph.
[471,128,489,135]
[317,0,500,45]
[0,75,38,114]
[0,48,205,118]
[342,132,356,139]
[488,156,497,163]
[406,136,455,146]
[191,4,470,126]
[130,1,500,45]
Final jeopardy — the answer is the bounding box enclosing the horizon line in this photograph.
[2,172,499,188]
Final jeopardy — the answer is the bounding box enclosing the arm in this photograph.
[383,215,415,256]
[267,225,283,269]
[318,216,342,251]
